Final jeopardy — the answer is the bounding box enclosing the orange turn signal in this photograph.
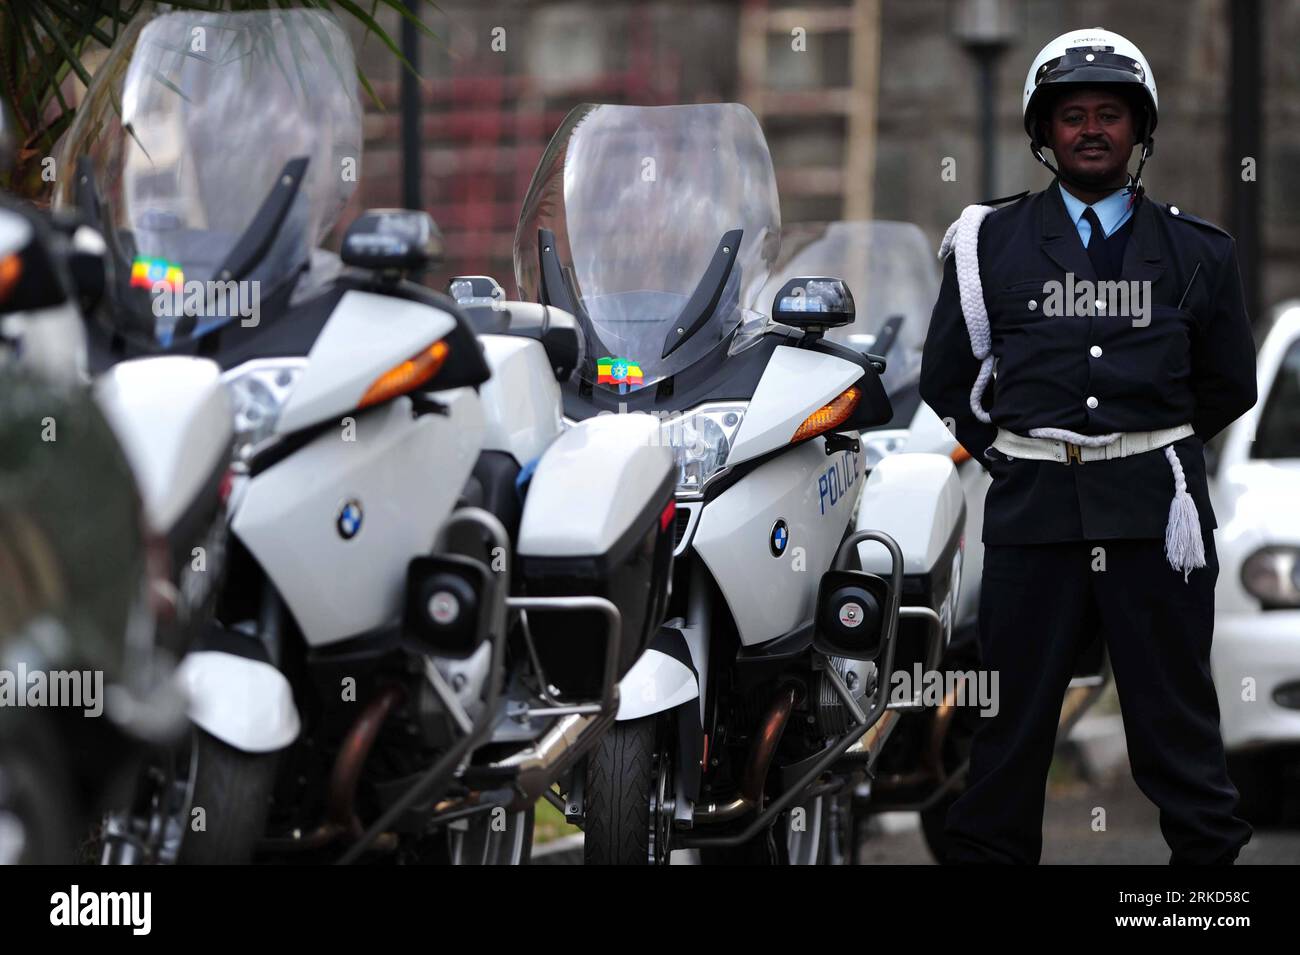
[791,386,861,443]
[0,254,22,304]
[358,340,450,409]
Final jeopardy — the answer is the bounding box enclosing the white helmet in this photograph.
[1022,28,1158,190]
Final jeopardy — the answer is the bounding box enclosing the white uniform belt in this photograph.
[992,423,1195,464]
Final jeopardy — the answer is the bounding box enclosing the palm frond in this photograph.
[1,0,441,199]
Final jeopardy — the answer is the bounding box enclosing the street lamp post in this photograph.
[953,0,1018,200]
[401,0,423,212]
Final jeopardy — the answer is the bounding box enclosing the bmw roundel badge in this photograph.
[337,499,363,540]
[770,519,789,558]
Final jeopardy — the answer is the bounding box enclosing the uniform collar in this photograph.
[1038,180,1163,284]
[1056,179,1133,239]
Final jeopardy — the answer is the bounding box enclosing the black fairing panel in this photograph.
[560,328,799,421]
[516,473,676,698]
[85,279,343,373]
[458,452,524,546]
[85,268,491,390]
[556,327,893,436]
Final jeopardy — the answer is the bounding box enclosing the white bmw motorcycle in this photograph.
[58,9,676,865]
[510,103,965,864]
[0,197,210,863]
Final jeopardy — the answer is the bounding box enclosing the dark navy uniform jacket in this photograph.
[919,181,1258,545]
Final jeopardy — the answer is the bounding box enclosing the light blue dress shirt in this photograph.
[1058,180,1135,246]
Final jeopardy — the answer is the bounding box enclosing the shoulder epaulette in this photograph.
[1162,202,1232,239]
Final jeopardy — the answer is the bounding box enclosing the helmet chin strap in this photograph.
[1030,139,1153,209]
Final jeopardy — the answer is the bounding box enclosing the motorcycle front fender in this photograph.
[176,651,300,754]
[616,646,698,721]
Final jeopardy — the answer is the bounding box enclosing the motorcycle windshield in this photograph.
[514,104,781,393]
[760,221,939,397]
[54,9,361,345]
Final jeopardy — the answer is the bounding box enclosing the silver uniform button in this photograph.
[1028,299,1037,310]
[1096,299,1106,310]
[1170,205,1180,215]
[1090,345,1103,358]
[1086,396,1099,409]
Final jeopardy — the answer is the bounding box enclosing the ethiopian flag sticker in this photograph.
[129,255,184,292]
[596,355,644,394]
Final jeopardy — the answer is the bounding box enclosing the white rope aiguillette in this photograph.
[938,204,998,427]
[938,204,1206,581]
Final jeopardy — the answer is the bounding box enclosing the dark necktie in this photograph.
[1081,207,1111,278]
[1082,207,1104,251]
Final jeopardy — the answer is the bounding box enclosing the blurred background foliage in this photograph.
[0,0,430,200]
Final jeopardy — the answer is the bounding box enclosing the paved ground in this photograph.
[533,769,1300,864]
[532,712,1300,864]
[858,768,1300,864]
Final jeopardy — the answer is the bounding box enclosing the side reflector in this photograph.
[0,254,22,303]
[359,340,449,409]
[791,386,861,444]
[659,500,676,533]
[951,446,971,465]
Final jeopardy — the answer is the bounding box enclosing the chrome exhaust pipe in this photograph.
[694,684,798,824]
[493,711,616,806]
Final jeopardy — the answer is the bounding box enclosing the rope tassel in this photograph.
[1163,445,1206,582]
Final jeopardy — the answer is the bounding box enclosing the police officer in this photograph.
[919,28,1257,864]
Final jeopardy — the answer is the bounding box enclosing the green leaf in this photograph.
[44,0,115,48]
[24,1,95,88]
[331,0,413,73]
[11,8,73,119]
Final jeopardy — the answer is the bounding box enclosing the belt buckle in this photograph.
[1065,441,1083,465]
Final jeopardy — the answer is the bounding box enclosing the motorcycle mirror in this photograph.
[449,274,505,307]
[451,281,583,382]
[771,276,855,335]
[342,209,443,276]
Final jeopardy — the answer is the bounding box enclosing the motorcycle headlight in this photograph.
[1241,545,1300,609]
[861,429,909,470]
[660,403,747,496]
[221,359,308,464]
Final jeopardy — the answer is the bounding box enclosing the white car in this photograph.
[1208,300,1300,824]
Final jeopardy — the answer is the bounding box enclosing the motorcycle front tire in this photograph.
[584,714,673,865]
[178,729,279,864]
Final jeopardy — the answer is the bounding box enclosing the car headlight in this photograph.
[861,429,909,470]
[221,359,308,465]
[659,402,746,495]
[1241,545,1300,609]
